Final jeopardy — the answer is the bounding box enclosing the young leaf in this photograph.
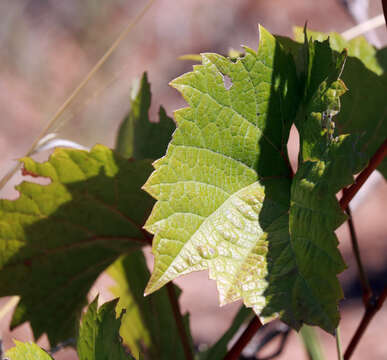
[5,341,54,360]
[115,72,175,160]
[143,26,302,326]
[108,252,192,360]
[0,145,154,345]
[292,28,387,179]
[77,297,135,360]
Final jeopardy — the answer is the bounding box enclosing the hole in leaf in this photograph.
[222,74,233,90]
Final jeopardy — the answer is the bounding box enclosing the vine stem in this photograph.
[166,283,193,360]
[344,287,387,359]
[224,316,263,360]
[339,137,387,210]
[345,206,372,305]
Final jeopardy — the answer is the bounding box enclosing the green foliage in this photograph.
[0,145,154,344]
[0,18,385,360]
[108,252,192,360]
[77,297,135,360]
[284,34,361,334]
[142,25,383,334]
[5,341,54,360]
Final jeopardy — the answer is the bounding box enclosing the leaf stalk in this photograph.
[344,287,387,359]
[345,206,372,305]
[339,137,387,210]
[224,316,263,360]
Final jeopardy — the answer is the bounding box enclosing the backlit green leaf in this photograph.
[143,25,303,326]
[0,145,154,345]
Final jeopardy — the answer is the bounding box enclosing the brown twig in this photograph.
[344,287,387,359]
[224,316,263,360]
[339,138,387,210]
[166,283,193,360]
[345,205,372,306]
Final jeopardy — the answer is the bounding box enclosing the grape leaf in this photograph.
[108,252,192,360]
[77,297,135,360]
[0,145,154,345]
[115,72,175,160]
[292,28,387,179]
[5,341,54,360]
[143,26,308,326]
[277,36,364,333]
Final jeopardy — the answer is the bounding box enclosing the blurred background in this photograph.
[0,0,386,359]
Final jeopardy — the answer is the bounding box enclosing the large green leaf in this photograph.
[143,26,306,326]
[115,72,175,160]
[107,252,192,360]
[0,145,154,345]
[5,341,54,360]
[293,28,387,179]
[77,297,135,360]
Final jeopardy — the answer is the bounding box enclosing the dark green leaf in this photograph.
[0,145,154,345]
[77,297,135,360]
[284,34,363,333]
[292,28,387,179]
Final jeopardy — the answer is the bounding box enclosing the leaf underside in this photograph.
[0,145,154,345]
[143,25,357,333]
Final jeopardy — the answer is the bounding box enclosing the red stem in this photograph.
[166,283,193,360]
[224,316,263,360]
[344,287,387,359]
[345,206,372,306]
[339,138,387,210]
